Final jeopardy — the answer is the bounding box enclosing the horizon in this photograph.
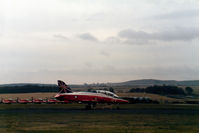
[1,78,199,85]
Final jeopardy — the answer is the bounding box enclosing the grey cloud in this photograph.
[118,27,199,43]
[155,27,199,41]
[78,33,98,41]
[119,29,150,40]
[31,65,199,80]
[84,62,93,68]
[53,34,68,40]
[155,9,199,19]
[122,38,149,45]
[141,66,199,80]
[104,36,121,44]
[99,51,110,57]
[2,65,199,84]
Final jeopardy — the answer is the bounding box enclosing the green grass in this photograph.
[0,104,199,133]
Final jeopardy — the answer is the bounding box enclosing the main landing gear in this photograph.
[85,103,96,110]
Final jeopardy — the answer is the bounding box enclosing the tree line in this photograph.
[0,84,58,93]
[129,85,193,95]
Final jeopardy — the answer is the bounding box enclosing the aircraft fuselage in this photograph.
[55,92,128,104]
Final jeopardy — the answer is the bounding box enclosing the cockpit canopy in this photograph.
[95,90,119,98]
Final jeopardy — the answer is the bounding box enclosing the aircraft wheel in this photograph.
[116,104,120,110]
[85,105,92,110]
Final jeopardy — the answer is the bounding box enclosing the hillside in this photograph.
[109,79,199,86]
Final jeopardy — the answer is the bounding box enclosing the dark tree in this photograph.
[145,85,185,95]
[185,87,193,95]
[129,88,145,93]
[0,84,58,93]
[87,88,92,92]
[103,88,108,91]
[109,87,114,93]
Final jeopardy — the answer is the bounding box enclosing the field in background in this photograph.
[118,92,181,102]
[0,92,57,99]
[192,86,199,94]
[0,104,199,133]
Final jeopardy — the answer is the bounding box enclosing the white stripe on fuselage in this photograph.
[59,92,115,99]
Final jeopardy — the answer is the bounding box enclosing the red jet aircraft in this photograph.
[55,80,128,109]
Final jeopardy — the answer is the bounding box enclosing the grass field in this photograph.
[0,104,199,133]
[118,93,181,102]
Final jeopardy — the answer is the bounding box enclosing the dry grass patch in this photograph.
[0,93,57,99]
[117,92,181,102]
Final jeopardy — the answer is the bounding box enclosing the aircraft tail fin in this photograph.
[57,80,72,93]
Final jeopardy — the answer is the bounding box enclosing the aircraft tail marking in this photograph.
[57,80,72,93]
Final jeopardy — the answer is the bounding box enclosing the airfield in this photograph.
[0,104,199,133]
[0,80,199,133]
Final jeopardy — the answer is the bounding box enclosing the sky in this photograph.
[0,0,199,84]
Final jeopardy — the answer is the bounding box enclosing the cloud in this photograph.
[155,27,199,41]
[104,36,121,44]
[99,51,110,57]
[20,65,199,83]
[86,12,107,21]
[155,9,199,19]
[78,33,98,41]
[53,34,68,40]
[118,27,199,44]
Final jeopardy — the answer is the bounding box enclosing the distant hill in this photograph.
[109,79,199,86]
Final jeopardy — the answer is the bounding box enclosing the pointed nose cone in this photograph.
[121,99,129,103]
[116,99,129,103]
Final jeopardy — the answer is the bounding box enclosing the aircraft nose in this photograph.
[119,99,129,103]
[124,100,129,103]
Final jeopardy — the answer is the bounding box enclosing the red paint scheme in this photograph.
[2,99,17,104]
[32,98,45,104]
[17,99,31,104]
[55,93,128,104]
[46,98,61,104]
[55,80,128,104]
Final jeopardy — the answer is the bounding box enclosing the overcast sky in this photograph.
[0,0,199,84]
